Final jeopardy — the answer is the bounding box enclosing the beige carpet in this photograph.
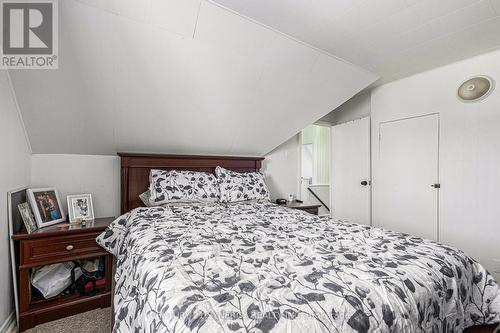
[25,308,111,333]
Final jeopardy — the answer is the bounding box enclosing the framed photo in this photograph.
[67,194,94,223]
[17,202,38,234]
[27,188,65,228]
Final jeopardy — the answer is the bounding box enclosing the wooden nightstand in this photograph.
[286,201,322,215]
[11,217,114,332]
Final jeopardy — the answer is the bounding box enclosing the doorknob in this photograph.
[431,183,441,188]
[361,181,369,186]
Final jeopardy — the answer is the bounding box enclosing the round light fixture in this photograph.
[457,75,494,103]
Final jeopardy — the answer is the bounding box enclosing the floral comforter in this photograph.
[97,202,500,333]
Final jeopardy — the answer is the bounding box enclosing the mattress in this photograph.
[97,201,500,332]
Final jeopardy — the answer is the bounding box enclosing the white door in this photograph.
[331,117,371,225]
[374,114,439,240]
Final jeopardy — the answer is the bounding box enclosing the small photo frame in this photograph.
[17,202,38,234]
[67,194,94,223]
[27,188,65,228]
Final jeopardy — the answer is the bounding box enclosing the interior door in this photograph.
[374,114,439,240]
[331,117,371,225]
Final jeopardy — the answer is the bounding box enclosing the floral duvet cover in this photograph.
[97,202,500,333]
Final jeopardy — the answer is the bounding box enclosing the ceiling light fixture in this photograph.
[457,75,495,103]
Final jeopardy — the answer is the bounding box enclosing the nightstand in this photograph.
[286,201,322,215]
[11,217,114,332]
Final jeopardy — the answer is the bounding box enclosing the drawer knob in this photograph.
[66,245,74,251]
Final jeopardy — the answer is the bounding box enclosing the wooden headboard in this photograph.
[118,153,265,214]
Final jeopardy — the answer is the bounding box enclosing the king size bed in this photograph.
[97,153,500,333]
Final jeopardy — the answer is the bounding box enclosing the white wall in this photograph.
[263,135,299,200]
[371,49,500,277]
[31,155,120,219]
[0,70,31,327]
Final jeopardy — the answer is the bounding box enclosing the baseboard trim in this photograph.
[0,312,16,333]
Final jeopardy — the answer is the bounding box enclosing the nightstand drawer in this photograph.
[21,233,105,266]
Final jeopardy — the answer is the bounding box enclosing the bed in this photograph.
[97,153,500,333]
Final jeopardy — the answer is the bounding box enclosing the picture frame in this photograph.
[67,194,94,223]
[17,202,38,234]
[8,187,27,324]
[27,188,65,228]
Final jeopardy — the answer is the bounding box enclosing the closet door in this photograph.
[374,114,439,240]
[331,117,371,225]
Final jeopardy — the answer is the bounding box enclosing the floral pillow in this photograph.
[215,166,270,203]
[149,169,220,205]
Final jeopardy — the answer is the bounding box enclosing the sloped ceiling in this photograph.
[212,0,500,83]
[9,0,377,156]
